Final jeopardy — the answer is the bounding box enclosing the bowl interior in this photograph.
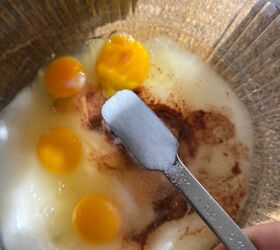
[0,0,279,238]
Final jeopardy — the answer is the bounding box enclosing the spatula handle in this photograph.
[163,156,256,250]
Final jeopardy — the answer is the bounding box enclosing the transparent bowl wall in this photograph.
[0,0,279,247]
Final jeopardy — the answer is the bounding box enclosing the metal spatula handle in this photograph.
[164,156,257,250]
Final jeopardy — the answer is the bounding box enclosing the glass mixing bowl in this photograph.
[0,0,279,249]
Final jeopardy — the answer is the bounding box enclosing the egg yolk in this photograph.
[37,127,82,174]
[96,34,150,96]
[44,56,86,97]
[72,195,120,244]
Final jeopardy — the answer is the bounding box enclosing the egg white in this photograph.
[0,36,253,250]
[0,73,138,250]
[142,37,253,154]
[141,37,253,249]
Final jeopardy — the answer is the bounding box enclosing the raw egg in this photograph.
[37,127,82,174]
[44,56,85,98]
[72,195,120,244]
[96,34,149,96]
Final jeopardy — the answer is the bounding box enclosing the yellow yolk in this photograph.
[72,195,120,244]
[37,127,82,174]
[44,56,85,97]
[96,34,150,96]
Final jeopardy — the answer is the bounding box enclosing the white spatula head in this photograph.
[101,90,178,171]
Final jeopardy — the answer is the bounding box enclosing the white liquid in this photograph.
[0,36,253,250]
